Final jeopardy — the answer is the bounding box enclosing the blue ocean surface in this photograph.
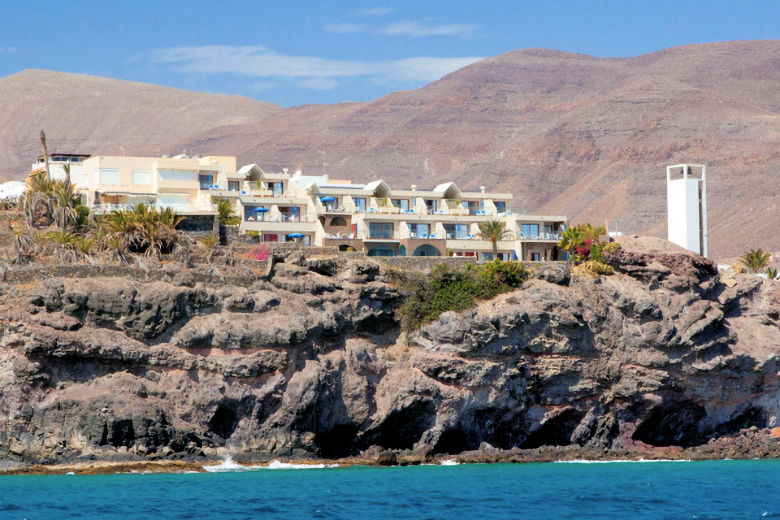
[1,459,779,519]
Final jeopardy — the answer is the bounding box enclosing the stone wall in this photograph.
[375,256,476,271]
[1,263,269,288]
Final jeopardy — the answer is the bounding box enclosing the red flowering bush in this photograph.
[246,244,270,261]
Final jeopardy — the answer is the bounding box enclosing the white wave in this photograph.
[203,455,259,472]
[266,460,339,470]
[65,471,75,475]
[203,455,338,472]
[440,459,459,466]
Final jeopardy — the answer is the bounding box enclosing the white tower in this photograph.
[666,164,708,257]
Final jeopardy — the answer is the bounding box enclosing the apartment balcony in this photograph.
[521,232,563,241]
[244,214,315,223]
[91,203,217,214]
[241,220,316,234]
[446,238,515,252]
[360,231,400,242]
[319,204,355,214]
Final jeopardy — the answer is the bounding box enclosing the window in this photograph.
[407,223,429,238]
[369,222,393,239]
[132,169,152,186]
[530,252,542,261]
[521,224,539,239]
[159,169,197,182]
[443,224,456,239]
[466,201,480,214]
[367,247,395,257]
[244,206,267,221]
[330,216,347,227]
[391,199,409,211]
[424,199,437,213]
[354,197,366,212]
[228,181,240,191]
[495,201,506,213]
[98,168,119,185]
[268,182,283,196]
[199,175,212,189]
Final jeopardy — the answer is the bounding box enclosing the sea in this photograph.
[1,459,779,519]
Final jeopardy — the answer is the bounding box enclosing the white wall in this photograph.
[667,177,701,254]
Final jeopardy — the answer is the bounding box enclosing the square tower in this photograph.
[666,164,708,257]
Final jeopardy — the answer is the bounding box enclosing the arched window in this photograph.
[412,244,441,257]
[330,216,347,227]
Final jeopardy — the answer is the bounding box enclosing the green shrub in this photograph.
[396,260,530,331]
[74,205,90,231]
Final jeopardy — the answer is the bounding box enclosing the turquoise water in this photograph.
[1,460,779,519]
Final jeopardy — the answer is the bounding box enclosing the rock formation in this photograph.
[0,238,778,470]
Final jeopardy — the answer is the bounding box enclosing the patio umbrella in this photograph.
[320,196,336,202]
[288,233,305,238]
[253,207,268,213]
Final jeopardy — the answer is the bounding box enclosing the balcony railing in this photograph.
[521,232,562,241]
[244,214,315,223]
[91,203,217,214]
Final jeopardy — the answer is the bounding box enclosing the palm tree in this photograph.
[764,267,778,280]
[52,178,76,229]
[478,219,512,259]
[740,248,771,273]
[558,226,583,264]
[577,223,606,242]
[215,199,239,226]
[23,171,56,227]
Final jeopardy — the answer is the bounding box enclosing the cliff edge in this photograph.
[1,240,778,470]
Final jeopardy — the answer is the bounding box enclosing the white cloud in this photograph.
[379,21,478,38]
[324,19,479,38]
[148,45,483,89]
[355,7,392,16]
[324,22,368,34]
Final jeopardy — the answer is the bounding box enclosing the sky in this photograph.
[0,1,777,107]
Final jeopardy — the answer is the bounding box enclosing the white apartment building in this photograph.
[30,153,91,183]
[70,154,567,261]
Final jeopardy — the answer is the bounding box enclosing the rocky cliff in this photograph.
[1,239,779,470]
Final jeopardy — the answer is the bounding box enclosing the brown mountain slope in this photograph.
[177,41,779,258]
[0,69,281,178]
[2,41,778,257]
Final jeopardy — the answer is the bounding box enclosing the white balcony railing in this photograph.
[91,203,217,214]
[521,232,562,241]
[244,214,315,223]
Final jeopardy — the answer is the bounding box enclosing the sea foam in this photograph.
[203,455,338,472]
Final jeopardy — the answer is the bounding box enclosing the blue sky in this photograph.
[0,1,777,107]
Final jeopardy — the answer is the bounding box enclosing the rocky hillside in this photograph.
[1,240,778,470]
[1,41,778,257]
[0,69,281,180]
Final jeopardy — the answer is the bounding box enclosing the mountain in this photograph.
[0,69,281,178]
[1,41,778,258]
